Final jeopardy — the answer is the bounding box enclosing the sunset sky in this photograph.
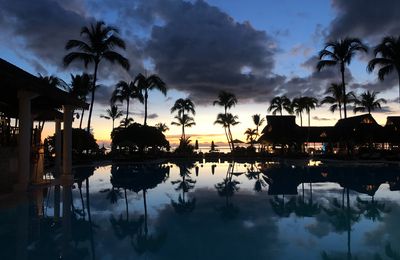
[1,0,399,147]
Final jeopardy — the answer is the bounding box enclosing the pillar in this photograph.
[55,119,61,179]
[62,105,73,182]
[15,90,35,191]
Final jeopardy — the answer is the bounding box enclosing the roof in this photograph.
[0,58,88,119]
[259,116,300,144]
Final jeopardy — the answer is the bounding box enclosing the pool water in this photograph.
[1,160,400,259]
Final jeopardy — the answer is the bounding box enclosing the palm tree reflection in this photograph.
[171,161,197,214]
[215,162,241,221]
[110,164,168,255]
[245,163,266,192]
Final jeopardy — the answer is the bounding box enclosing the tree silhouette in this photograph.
[64,21,129,132]
[268,96,292,116]
[70,73,92,129]
[134,73,167,126]
[214,113,239,151]
[171,114,196,140]
[317,37,368,118]
[100,103,123,130]
[111,80,144,123]
[367,36,400,103]
[353,91,387,114]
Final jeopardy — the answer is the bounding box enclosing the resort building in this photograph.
[0,58,87,194]
[259,114,400,155]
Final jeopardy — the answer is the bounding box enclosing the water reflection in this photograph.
[2,161,400,259]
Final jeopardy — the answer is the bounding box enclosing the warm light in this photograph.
[307,159,322,167]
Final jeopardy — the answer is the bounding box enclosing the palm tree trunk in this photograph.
[228,124,234,151]
[112,119,115,130]
[339,103,342,119]
[341,64,347,118]
[79,108,85,129]
[143,189,148,235]
[182,124,185,140]
[87,61,99,132]
[125,98,130,125]
[224,127,231,151]
[300,113,303,127]
[144,89,148,126]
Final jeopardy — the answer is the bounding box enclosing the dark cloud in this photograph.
[140,0,281,104]
[0,0,92,68]
[328,0,400,44]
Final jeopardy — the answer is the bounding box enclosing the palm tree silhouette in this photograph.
[171,114,196,140]
[320,83,344,119]
[155,123,169,132]
[100,103,123,130]
[300,96,318,127]
[64,21,130,132]
[133,73,167,126]
[317,37,368,118]
[111,80,144,123]
[252,114,265,138]
[291,97,305,126]
[244,128,257,147]
[245,163,266,192]
[268,96,292,115]
[70,73,92,129]
[353,91,387,114]
[214,113,239,151]
[213,91,238,151]
[367,36,400,103]
[171,98,196,117]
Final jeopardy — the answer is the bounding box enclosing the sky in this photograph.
[1,0,399,147]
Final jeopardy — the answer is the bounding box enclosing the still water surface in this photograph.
[1,160,400,259]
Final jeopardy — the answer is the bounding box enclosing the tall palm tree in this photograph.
[300,96,318,127]
[367,36,400,103]
[213,91,238,114]
[291,97,305,126]
[111,80,144,123]
[320,83,344,119]
[214,113,239,151]
[244,128,257,147]
[213,91,238,150]
[353,91,387,114]
[70,73,92,129]
[134,73,167,126]
[252,114,265,137]
[171,114,196,140]
[100,103,123,130]
[317,37,368,118]
[64,21,130,132]
[268,96,292,115]
[170,98,195,117]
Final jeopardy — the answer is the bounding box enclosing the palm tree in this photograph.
[213,91,238,150]
[291,97,305,126]
[213,91,238,114]
[353,91,387,114]
[155,123,169,132]
[100,103,123,130]
[111,80,144,123]
[134,73,167,126]
[367,36,400,103]
[171,114,195,140]
[252,114,265,137]
[70,73,92,129]
[317,37,368,118]
[320,83,344,119]
[64,21,130,132]
[170,98,195,117]
[214,113,239,151]
[244,128,257,146]
[268,96,292,115]
[300,96,318,127]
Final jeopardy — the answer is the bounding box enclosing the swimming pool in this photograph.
[1,160,400,259]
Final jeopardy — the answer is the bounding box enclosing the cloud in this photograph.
[312,116,332,121]
[139,0,282,104]
[328,0,400,44]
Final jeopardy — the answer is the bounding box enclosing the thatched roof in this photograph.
[0,58,88,119]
